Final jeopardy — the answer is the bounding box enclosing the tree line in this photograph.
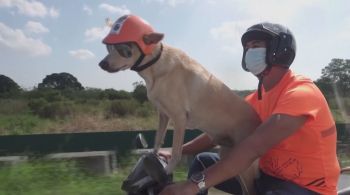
[2,58,350,98]
[0,72,151,122]
[0,73,148,103]
[0,58,349,119]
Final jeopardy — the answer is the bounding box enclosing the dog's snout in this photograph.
[99,60,109,70]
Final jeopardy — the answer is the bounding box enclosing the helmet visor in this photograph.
[261,23,287,35]
[106,43,132,58]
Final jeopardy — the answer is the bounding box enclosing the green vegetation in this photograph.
[1,58,350,134]
[339,153,350,168]
[0,58,349,133]
[0,58,349,193]
[0,160,121,195]
[0,154,348,195]
[0,82,158,135]
[0,156,188,195]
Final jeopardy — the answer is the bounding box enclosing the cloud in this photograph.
[0,22,51,56]
[210,20,256,53]
[240,0,323,23]
[85,26,110,42]
[160,0,188,7]
[143,0,194,7]
[49,7,59,18]
[83,4,93,15]
[209,0,327,54]
[99,3,130,15]
[25,21,49,34]
[0,0,59,18]
[69,49,95,60]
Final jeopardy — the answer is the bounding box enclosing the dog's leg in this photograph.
[153,112,169,153]
[165,119,186,174]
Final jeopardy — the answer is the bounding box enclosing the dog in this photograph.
[99,15,261,194]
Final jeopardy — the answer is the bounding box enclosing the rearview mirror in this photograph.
[134,133,148,149]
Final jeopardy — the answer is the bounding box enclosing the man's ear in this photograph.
[143,33,164,45]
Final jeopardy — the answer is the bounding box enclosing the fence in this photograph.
[0,129,202,156]
[0,124,349,156]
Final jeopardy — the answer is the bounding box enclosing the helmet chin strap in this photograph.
[257,76,263,100]
[131,53,145,71]
[131,44,163,72]
[257,67,271,100]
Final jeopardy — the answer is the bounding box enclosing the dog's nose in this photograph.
[99,60,109,70]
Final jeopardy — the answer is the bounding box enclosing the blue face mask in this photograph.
[244,48,267,75]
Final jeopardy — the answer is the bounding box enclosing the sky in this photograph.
[1,0,350,92]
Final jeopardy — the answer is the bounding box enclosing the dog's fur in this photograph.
[99,33,261,194]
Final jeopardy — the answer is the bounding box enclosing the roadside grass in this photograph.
[0,153,348,195]
[0,97,348,135]
[339,153,350,168]
[0,98,159,135]
[0,155,188,195]
[0,160,122,195]
[0,112,159,135]
[0,114,53,135]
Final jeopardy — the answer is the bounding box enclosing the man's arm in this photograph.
[158,133,216,160]
[202,113,308,190]
[159,113,308,195]
[182,133,216,155]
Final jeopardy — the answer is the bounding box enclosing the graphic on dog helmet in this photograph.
[241,22,296,72]
[103,15,156,55]
[110,15,128,34]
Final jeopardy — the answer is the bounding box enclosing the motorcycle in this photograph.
[122,134,350,195]
[121,134,173,195]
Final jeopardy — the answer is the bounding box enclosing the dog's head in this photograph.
[99,15,164,73]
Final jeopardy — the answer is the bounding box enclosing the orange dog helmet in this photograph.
[103,15,156,55]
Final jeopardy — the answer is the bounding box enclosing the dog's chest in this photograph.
[184,114,197,129]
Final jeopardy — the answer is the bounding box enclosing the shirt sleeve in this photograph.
[273,84,321,120]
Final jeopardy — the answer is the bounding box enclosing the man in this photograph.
[160,22,340,195]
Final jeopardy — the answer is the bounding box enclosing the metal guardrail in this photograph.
[0,123,348,156]
[0,129,202,156]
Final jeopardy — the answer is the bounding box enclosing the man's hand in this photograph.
[158,149,172,162]
[159,181,198,195]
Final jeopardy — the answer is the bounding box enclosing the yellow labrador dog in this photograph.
[99,15,261,194]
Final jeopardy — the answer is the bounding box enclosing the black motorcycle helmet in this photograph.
[241,22,296,71]
[241,22,296,100]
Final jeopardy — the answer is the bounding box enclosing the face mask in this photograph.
[244,48,267,75]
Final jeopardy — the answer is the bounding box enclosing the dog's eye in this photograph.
[114,44,132,58]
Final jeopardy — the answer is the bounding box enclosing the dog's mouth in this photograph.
[104,65,129,73]
[99,60,130,73]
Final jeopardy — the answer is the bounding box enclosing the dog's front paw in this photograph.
[152,148,159,154]
[165,160,177,174]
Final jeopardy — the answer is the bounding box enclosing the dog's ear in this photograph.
[143,33,164,45]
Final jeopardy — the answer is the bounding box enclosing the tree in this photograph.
[38,73,84,91]
[0,75,21,97]
[103,89,132,100]
[315,58,350,97]
[132,81,148,103]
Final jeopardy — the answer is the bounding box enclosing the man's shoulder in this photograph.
[284,71,317,92]
[244,91,258,103]
[289,71,314,84]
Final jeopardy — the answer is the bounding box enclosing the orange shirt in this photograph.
[245,70,340,194]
